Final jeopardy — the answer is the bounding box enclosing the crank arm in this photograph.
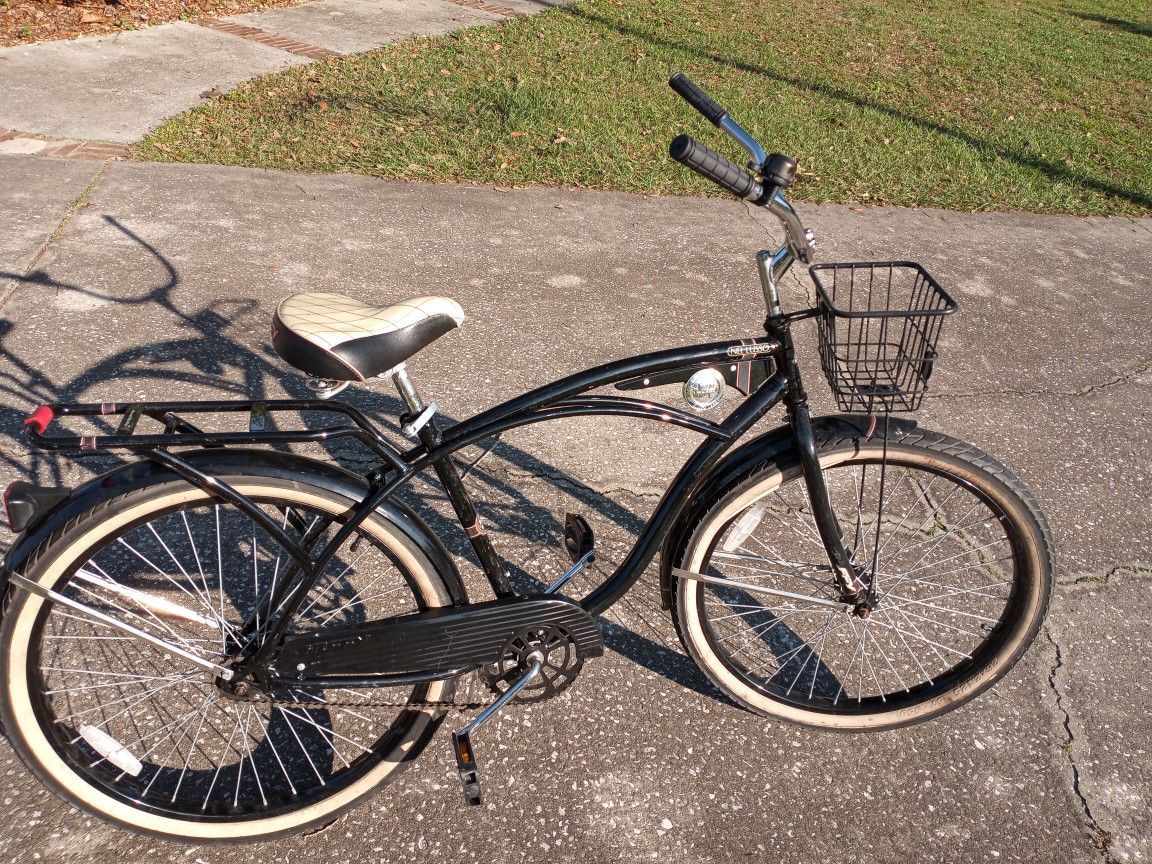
[547,512,596,594]
[451,656,544,806]
[546,548,595,594]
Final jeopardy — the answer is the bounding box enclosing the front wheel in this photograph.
[0,469,461,841]
[671,424,1053,731]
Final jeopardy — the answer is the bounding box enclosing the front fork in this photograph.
[761,254,871,615]
[786,381,872,614]
[774,330,871,614]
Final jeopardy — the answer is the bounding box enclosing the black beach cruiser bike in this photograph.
[0,75,1053,842]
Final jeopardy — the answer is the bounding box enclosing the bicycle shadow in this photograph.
[0,215,730,703]
[1070,12,1152,38]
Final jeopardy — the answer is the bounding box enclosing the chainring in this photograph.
[479,624,584,704]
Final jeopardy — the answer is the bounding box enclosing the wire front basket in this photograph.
[809,261,958,412]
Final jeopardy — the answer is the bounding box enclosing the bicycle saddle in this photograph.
[272,292,465,381]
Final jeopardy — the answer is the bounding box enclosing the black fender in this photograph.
[657,413,921,609]
[1,449,467,607]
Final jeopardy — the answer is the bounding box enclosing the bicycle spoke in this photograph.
[711,552,833,589]
[201,713,243,812]
[253,705,298,796]
[279,706,327,787]
[881,579,1011,618]
[164,696,214,802]
[75,563,209,652]
[867,614,973,661]
[885,603,987,639]
[712,601,815,650]
[869,471,945,568]
[238,705,268,808]
[832,620,868,705]
[275,706,370,765]
[51,673,200,723]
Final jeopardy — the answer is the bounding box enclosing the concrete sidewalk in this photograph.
[0,154,1149,862]
[0,0,554,152]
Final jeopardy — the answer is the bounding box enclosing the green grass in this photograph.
[137,0,1152,215]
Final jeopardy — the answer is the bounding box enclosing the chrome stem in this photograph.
[766,191,813,263]
[757,244,795,317]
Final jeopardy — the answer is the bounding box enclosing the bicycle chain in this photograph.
[271,696,487,712]
[263,682,489,712]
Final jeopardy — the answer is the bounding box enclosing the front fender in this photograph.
[1,449,466,606]
[657,413,920,609]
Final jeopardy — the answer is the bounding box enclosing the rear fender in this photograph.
[1,449,466,606]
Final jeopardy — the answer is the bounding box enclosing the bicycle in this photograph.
[0,74,1054,842]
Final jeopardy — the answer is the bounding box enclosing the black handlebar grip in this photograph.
[669,72,728,127]
[669,134,763,201]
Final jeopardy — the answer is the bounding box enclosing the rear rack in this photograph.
[22,399,407,469]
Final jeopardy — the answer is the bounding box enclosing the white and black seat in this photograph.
[272,292,465,381]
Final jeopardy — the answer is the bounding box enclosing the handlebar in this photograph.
[667,72,813,265]
[670,72,766,167]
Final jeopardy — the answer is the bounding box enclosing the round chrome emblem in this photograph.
[683,368,725,411]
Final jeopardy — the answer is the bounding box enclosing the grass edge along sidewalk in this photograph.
[137,0,1152,217]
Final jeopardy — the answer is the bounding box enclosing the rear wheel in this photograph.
[0,472,459,841]
[672,427,1053,731]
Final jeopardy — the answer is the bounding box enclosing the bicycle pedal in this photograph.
[563,513,594,563]
[547,514,596,594]
[451,730,482,806]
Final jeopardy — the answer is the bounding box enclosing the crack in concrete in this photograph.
[0,279,17,314]
[1057,562,1152,587]
[931,358,1151,402]
[1044,627,1118,864]
[0,160,110,314]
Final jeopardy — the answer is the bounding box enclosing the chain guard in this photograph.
[479,624,584,704]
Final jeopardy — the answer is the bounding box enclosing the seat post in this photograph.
[391,364,425,414]
[389,366,515,599]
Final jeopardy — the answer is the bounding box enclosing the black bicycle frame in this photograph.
[422,336,789,616]
[24,322,861,671]
[243,335,790,658]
